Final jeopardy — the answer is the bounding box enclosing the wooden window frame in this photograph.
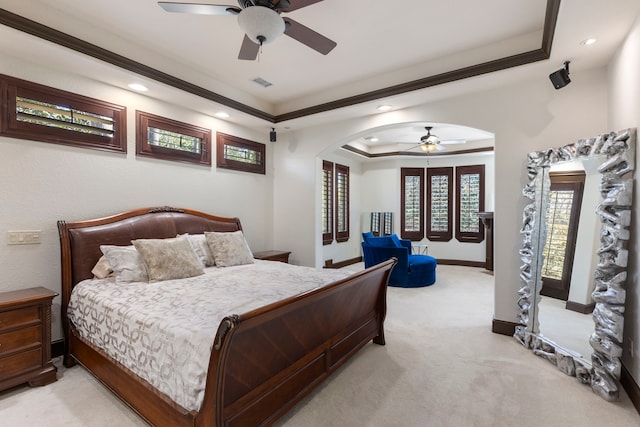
[322,160,334,245]
[335,163,350,243]
[216,132,265,174]
[427,167,453,242]
[136,111,211,166]
[400,167,425,241]
[456,164,485,243]
[540,170,585,300]
[0,74,126,153]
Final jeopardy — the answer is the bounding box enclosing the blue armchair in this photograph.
[361,233,437,288]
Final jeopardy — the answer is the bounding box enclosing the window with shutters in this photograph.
[335,164,350,242]
[540,171,585,300]
[136,111,211,166]
[322,161,350,244]
[456,165,485,243]
[322,161,334,245]
[400,168,425,240]
[427,167,453,241]
[0,74,126,152]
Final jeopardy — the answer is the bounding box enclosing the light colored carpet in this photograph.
[1,265,638,426]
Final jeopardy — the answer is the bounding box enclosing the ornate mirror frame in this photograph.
[514,128,636,401]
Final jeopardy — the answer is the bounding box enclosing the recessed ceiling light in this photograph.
[580,38,597,46]
[377,105,392,112]
[128,83,148,92]
[215,111,230,119]
[364,136,378,142]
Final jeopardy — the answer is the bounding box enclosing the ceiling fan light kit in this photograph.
[420,142,437,153]
[238,6,285,45]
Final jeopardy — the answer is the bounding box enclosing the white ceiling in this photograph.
[0,0,639,155]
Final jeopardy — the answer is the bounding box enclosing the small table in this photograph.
[253,250,291,263]
[411,244,429,255]
[0,287,58,391]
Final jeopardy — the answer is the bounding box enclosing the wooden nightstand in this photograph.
[0,287,58,391]
[253,250,291,263]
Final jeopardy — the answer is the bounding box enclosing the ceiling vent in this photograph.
[252,77,273,88]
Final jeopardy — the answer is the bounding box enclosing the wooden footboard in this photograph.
[58,207,396,426]
[203,258,395,426]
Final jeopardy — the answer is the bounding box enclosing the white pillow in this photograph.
[205,230,254,267]
[100,245,148,283]
[132,235,204,282]
[179,233,215,267]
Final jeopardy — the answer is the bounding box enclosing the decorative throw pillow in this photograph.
[179,233,215,267]
[91,255,113,279]
[132,235,205,282]
[100,245,149,283]
[204,230,254,267]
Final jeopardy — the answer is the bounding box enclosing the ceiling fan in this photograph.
[419,126,467,153]
[404,127,467,154]
[158,0,337,60]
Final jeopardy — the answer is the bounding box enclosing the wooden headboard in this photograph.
[57,206,242,330]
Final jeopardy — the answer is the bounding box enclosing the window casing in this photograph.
[0,74,126,152]
[335,164,350,243]
[216,132,265,174]
[400,168,425,241]
[540,170,585,300]
[322,161,334,245]
[456,165,485,243]
[136,111,211,166]
[427,167,453,241]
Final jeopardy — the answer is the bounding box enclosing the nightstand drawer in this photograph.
[0,347,42,378]
[0,325,41,356]
[0,306,40,331]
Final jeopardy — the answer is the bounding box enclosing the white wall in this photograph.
[0,57,274,341]
[608,13,640,385]
[566,159,601,306]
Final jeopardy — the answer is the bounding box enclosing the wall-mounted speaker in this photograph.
[270,128,276,142]
[549,61,571,90]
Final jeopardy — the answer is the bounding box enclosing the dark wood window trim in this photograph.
[400,167,425,241]
[216,132,265,174]
[456,164,485,243]
[335,163,350,243]
[0,73,126,153]
[427,167,453,242]
[136,111,211,166]
[322,160,334,245]
[540,170,586,300]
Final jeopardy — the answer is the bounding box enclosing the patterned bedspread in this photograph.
[67,260,351,411]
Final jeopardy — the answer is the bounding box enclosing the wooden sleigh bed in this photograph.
[57,206,396,426]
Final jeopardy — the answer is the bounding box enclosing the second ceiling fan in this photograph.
[158,0,337,60]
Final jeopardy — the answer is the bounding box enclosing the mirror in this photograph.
[514,128,636,401]
[537,156,603,359]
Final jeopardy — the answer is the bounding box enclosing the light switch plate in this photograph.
[7,230,42,245]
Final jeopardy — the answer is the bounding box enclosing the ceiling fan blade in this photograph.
[158,2,241,15]
[283,17,336,55]
[238,34,260,60]
[439,140,467,145]
[285,0,324,12]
